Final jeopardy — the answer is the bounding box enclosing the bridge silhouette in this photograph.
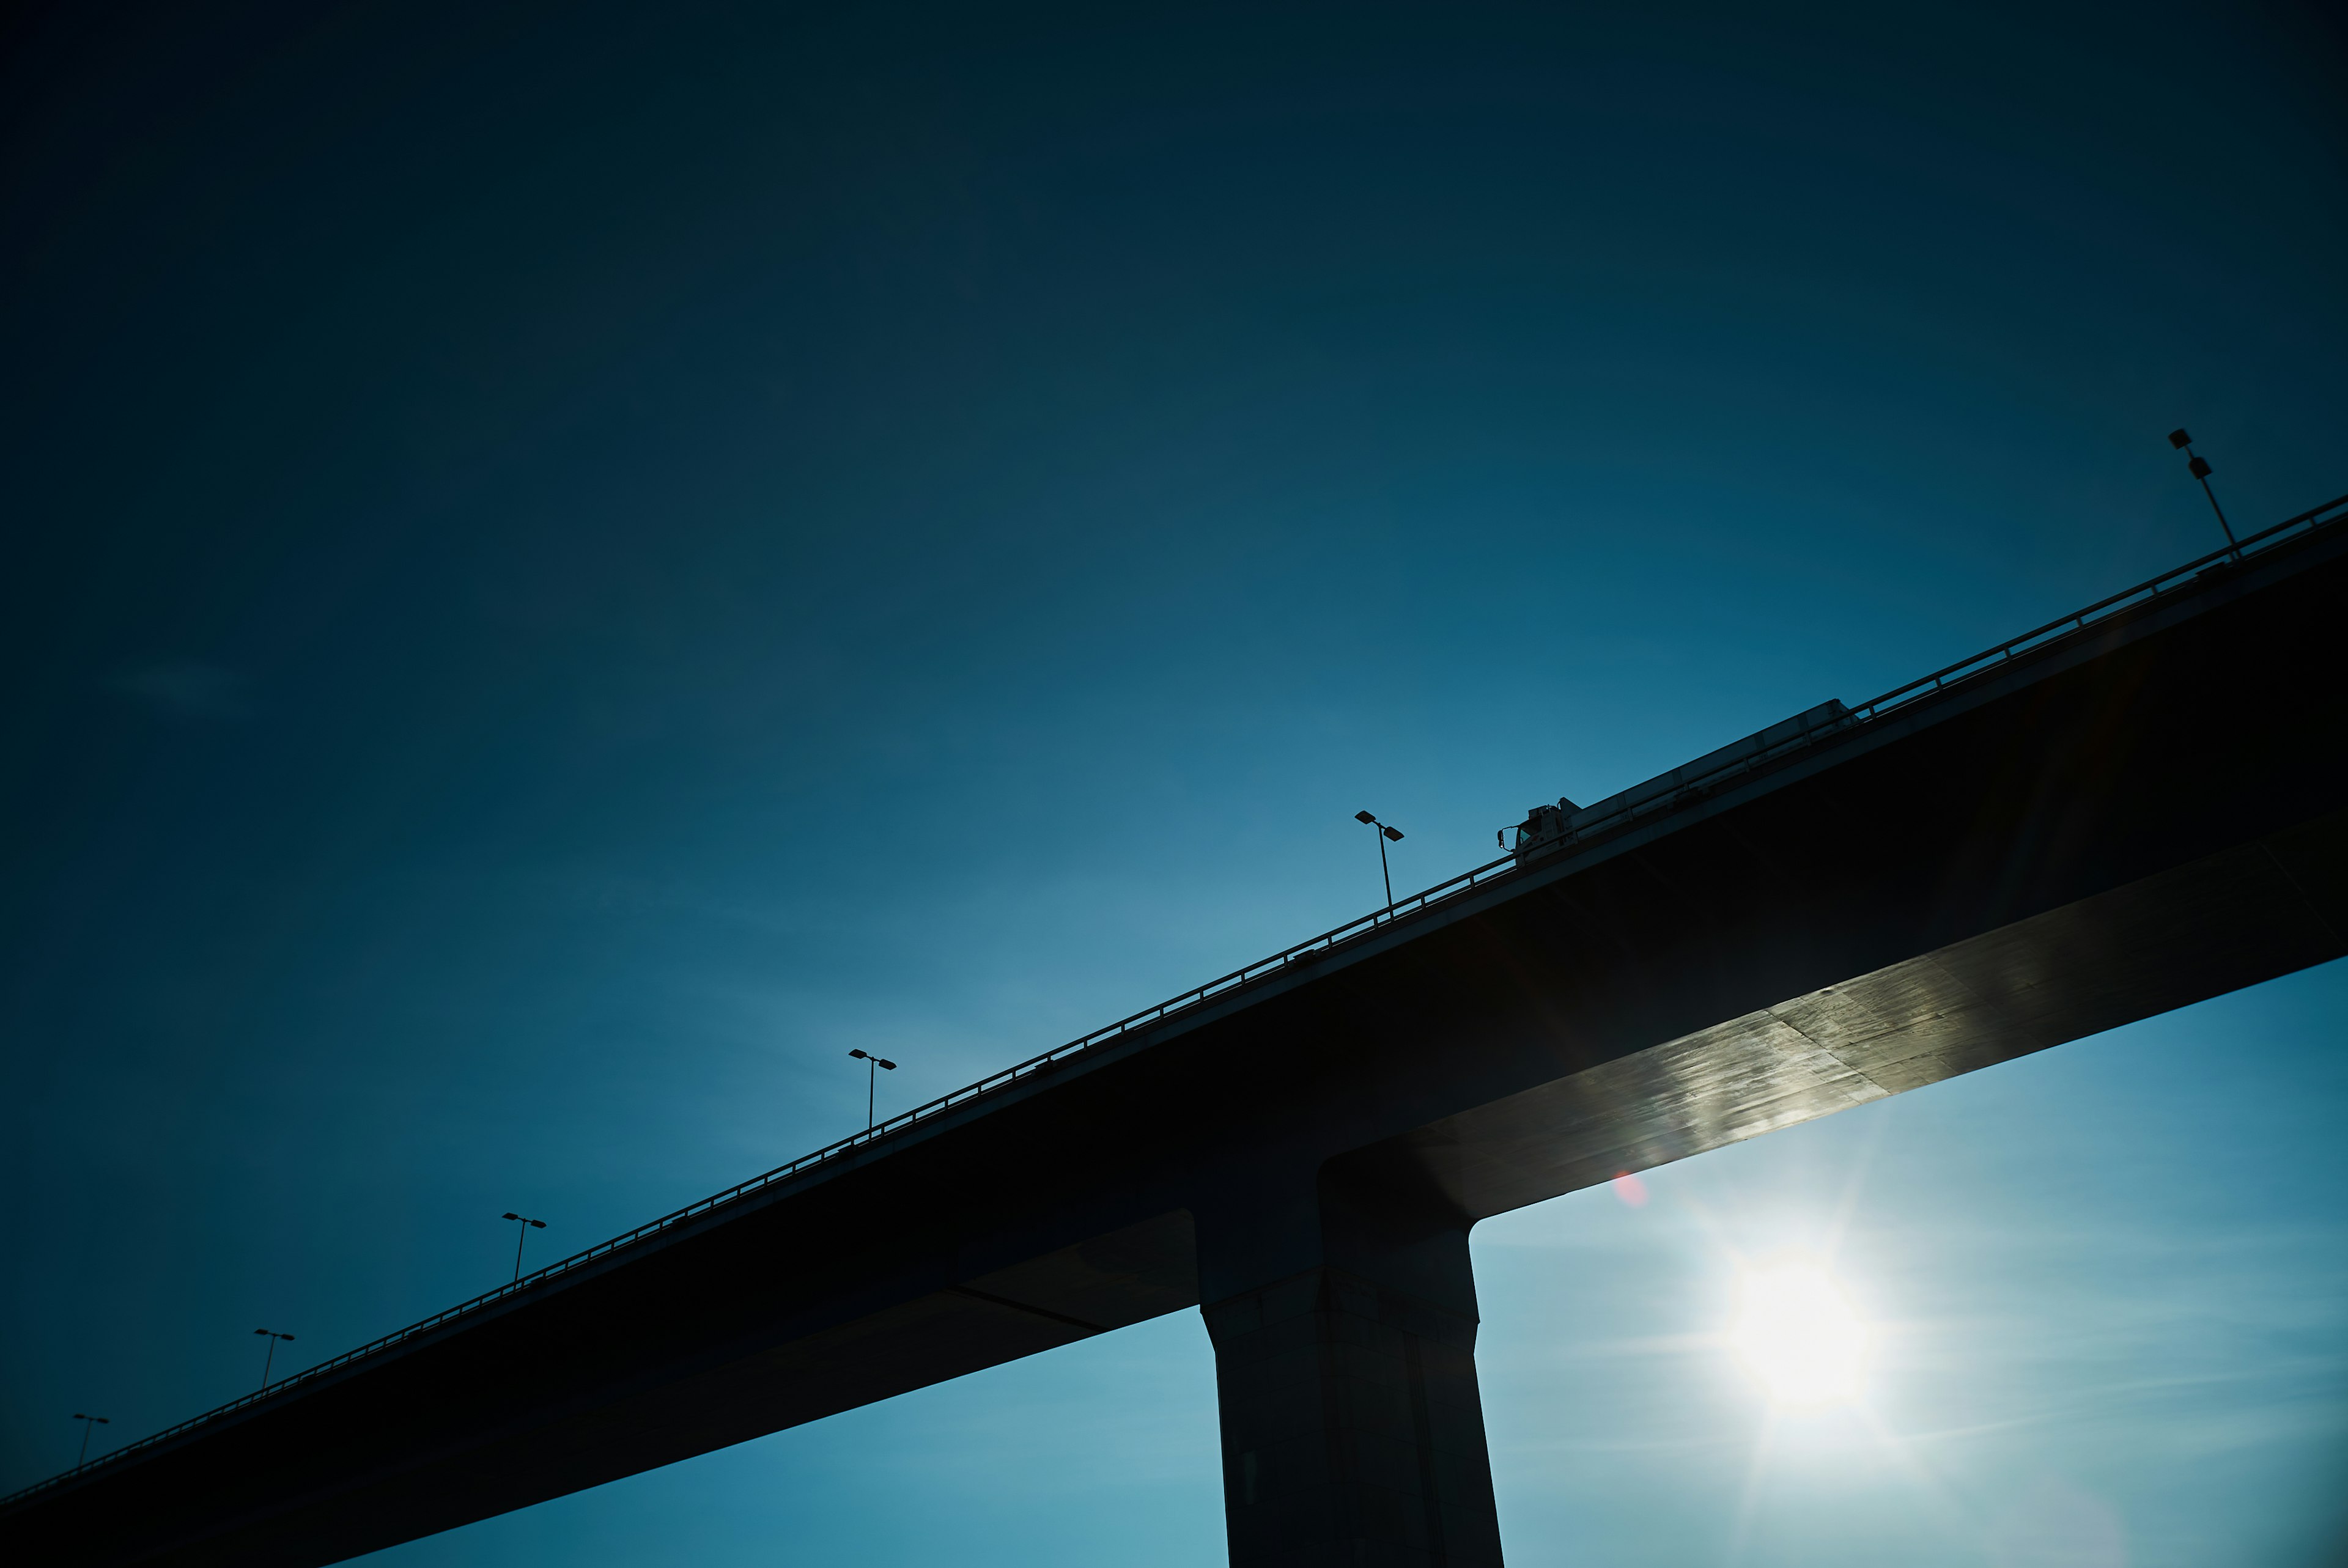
[8,494,2347,1567]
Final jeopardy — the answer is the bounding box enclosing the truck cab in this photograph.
[1505,798,1581,861]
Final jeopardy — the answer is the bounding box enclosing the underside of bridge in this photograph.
[6,516,2345,1567]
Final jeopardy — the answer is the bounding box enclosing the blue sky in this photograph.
[2,2,2344,1562]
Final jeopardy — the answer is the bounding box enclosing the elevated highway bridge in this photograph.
[8,495,2348,1567]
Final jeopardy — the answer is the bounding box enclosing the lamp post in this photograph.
[1354,810,1405,912]
[70,1413,109,1468]
[2168,428,2239,557]
[848,1049,897,1132]
[501,1213,548,1283]
[253,1328,295,1390]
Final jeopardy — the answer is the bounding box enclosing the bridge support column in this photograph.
[1198,1174,1503,1567]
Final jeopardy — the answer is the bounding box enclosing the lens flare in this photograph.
[1730,1261,1870,1407]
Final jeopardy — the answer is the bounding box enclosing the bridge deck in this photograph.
[7,498,2347,1567]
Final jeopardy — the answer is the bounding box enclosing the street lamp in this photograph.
[848,1049,898,1132]
[1354,810,1405,911]
[501,1213,548,1283]
[2168,428,2239,557]
[253,1328,296,1390]
[70,1413,109,1468]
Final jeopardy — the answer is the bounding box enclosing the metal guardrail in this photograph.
[10,489,2344,1511]
[1842,492,2348,723]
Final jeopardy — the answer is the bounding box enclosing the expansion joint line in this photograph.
[944,1284,1108,1334]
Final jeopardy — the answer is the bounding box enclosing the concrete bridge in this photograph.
[7,497,2346,1567]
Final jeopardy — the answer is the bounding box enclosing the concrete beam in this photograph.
[6,515,2345,1566]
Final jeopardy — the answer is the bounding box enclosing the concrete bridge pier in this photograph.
[1198,1168,1504,1567]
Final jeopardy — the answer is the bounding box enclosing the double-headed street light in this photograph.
[848,1048,898,1132]
[1355,810,1405,911]
[501,1212,548,1283]
[253,1328,295,1390]
[2168,428,2239,557]
[70,1412,109,1467]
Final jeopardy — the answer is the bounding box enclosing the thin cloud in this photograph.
[109,661,253,722]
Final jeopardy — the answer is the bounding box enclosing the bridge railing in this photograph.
[1497,491,2348,847]
[9,488,2344,1511]
[1844,491,2348,725]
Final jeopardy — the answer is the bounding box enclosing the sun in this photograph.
[1730,1260,1872,1408]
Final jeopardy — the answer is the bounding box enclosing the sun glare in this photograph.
[1730,1261,1872,1407]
